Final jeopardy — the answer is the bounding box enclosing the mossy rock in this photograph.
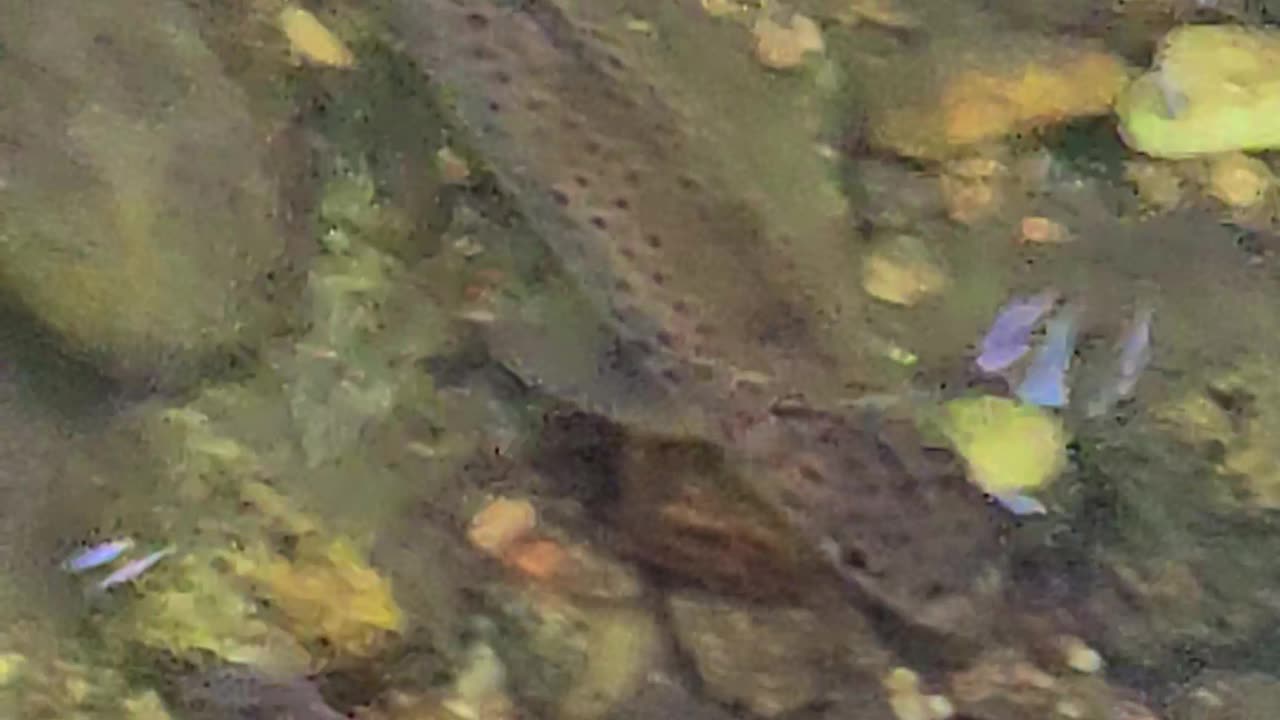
[0,0,301,387]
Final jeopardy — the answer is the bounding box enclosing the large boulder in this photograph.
[0,0,302,386]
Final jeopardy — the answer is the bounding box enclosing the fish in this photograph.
[95,546,176,591]
[1085,304,1154,418]
[1017,304,1079,408]
[1153,70,1188,120]
[61,538,134,573]
[397,0,1005,635]
[991,492,1047,517]
[976,291,1058,373]
[393,0,881,438]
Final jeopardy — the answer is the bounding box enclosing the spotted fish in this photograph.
[396,0,1005,633]
[394,0,883,431]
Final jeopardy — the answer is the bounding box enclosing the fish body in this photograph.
[1017,305,1079,408]
[96,546,176,591]
[398,0,1003,634]
[395,0,879,432]
[1086,304,1154,417]
[62,538,134,573]
[976,291,1058,373]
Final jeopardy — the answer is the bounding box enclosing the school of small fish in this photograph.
[977,292,1155,414]
[61,538,176,592]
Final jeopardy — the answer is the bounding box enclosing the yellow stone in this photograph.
[937,396,1067,498]
[279,6,354,68]
[1205,152,1273,209]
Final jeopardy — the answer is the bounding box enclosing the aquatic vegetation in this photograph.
[124,548,314,674]
[229,536,404,661]
[1155,360,1280,509]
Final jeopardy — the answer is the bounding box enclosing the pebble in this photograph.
[1205,152,1273,209]
[1125,160,1188,211]
[861,234,950,306]
[752,14,825,70]
[467,497,538,558]
[278,6,354,68]
[1019,216,1072,244]
[1058,636,1104,674]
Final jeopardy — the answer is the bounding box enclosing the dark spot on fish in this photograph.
[619,246,637,260]
[527,98,548,112]
[471,46,496,61]
[584,139,602,155]
[590,215,608,230]
[487,100,501,113]
[677,174,699,191]
[550,189,570,207]
[672,300,690,315]
[623,169,642,186]
[494,70,512,84]
[573,174,591,188]
[606,54,626,71]
[662,368,682,384]
[651,271,666,286]
[797,463,825,486]
[615,278,633,293]
[842,545,870,571]
[921,581,947,600]
[464,13,490,30]
[656,330,675,348]
[646,234,662,249]
[613,197,630,210]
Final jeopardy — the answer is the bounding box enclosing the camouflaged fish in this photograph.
[396,0,883,426]
[394,0,1005,633]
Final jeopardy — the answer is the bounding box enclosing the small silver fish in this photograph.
[62,538,134,573]
[992,492,1047,516]
[95,546,176,591]
[1086,305,1154,417]
[1153,70,1188,120]
[1017,304,1079,408]
[976,291,1058,373]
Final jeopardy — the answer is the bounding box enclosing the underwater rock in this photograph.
[861,234,950,307]
[1204,152,1275,210]
[871,37,1130,159]
[666,592,838,718]
[0,0,297,387]
[1117,25,1280,158]
[752,13,825,70]
[935,396,1068,513]
[947,649,1157,720]
[1168,671,1280,720]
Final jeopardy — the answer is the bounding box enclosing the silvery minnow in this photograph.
[62,538,135,573]
[976,291,1058,373]
[1017,304,1080,408]
[1086,304,1154,417]
[96,546,177,591]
